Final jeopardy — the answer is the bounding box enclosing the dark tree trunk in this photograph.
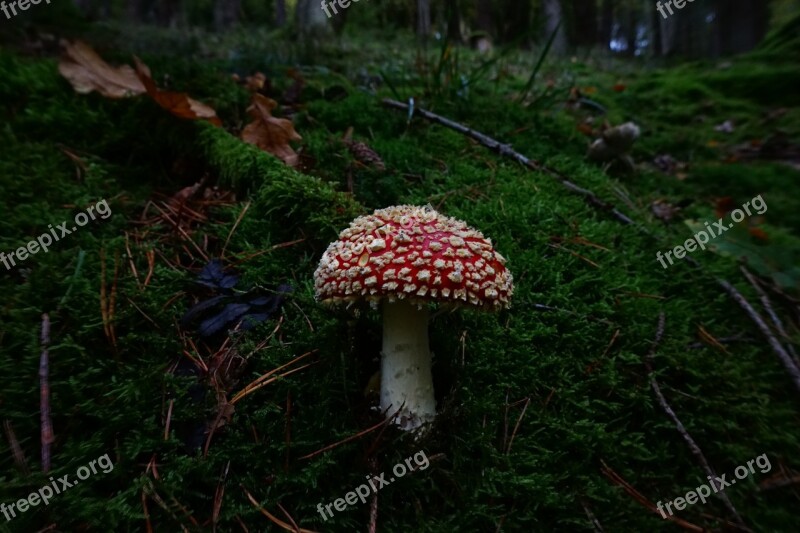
[276,0,286,27]
[446,0,462,43]
[500,0,532,45]
[543,0,568,55]
[572,0,598,47]
[714,0,770,55]
[600,0,614,48]
[417,0,431,39]
[296,0,331,35]
[213,0,240,30]
[476,0,493,34]
[651,1,663,56]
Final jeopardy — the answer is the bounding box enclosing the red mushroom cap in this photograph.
[314,205,513,309]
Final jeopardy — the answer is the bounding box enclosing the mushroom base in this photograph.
[380,299,436,431]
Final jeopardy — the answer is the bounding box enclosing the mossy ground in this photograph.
[1,21,799,532]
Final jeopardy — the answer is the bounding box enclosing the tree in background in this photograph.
[214,0,240,30]
[417,0,431,38]
[714,0,770,55]
[296,0,330,35]
[543,0,568,54]
[63,0,794,57]
[275,0,286,27]
[572,0,599,47]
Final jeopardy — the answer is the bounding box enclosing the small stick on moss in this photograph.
[285,391,292,473]
[758,473,800,491]
[3,420,30,475]
[368,457,378,533]
[740,267,800,370]
[382,98,637,226]
[221,200,251,260]
[164,399,174,441]
[501,388,510,452]
[600,460,704,531]
[230,351,319,405]
[143,479,192,532]
[299,407,400,460]
[40,313,53,474]
[142,489,153,533]
[276,502,301,533]
[718,279,800,392]
[644,313,750,531]
[241,486,318,533]
[580,499,605,532]
[506,397,530,454]
[124,231,143,290]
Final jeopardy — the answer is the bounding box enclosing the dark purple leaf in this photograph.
[198,303,251,337]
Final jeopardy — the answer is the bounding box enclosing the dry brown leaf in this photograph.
[241,94,302,167]
[133,57,221,127]
[58,40,145,98]
[245,72,267,92]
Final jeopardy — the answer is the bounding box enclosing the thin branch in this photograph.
[241,486,318,533]
[600,460,705,532]
[39,313,53,473]
[505,397,530,454]
[644,313,750,531]
[368,472,378,533]
[718,279,800,392]
[740,267,800,370]
[382,98,637,226]
[3,420,30,475]
[221,201,251,260]
[580,499,605,533]
[299,410,397,461]
[212,461,230,532]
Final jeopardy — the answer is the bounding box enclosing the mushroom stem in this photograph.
[380,299,436,431]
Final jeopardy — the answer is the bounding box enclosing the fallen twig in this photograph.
[241,486,317,533]
[230,350,319,405]
[368,456,379,533]
[740,267,800,370]
[580,499,605,532]
[600,460,705,532]
[644,313,750,531]
[759,472,800,491]
[3,420,30,475]
[505,397,530,454]
[40,313,53,473]
[221,201,251,260]
[718,279,800,392]
[299,409,398,461]
[382,98,637,226]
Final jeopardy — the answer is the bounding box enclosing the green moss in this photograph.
[0,29,799,533]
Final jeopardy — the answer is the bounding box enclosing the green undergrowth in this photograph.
[0,26,799,533]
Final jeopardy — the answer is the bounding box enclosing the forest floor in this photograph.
[1,15,800,533]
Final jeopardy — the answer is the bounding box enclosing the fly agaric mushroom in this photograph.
[314,205,513,431]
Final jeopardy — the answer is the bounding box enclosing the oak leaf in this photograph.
[241,94,302,167]
[133,57,221,127]
[58,40,145,98]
